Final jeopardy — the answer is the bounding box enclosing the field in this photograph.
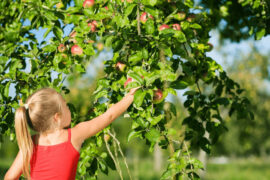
[1,157,270,179]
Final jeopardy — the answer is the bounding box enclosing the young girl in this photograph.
[4,86,139,180]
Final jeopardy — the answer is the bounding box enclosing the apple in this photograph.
[104,134,111,142]
[88,21,97,32]
[58,44,66,52]
[124,77,133,88]
[174,11,186,21]
[140,12,154,24]
[187,13,196,22]
[116,62,126,71]
[71,45,83,55]
[104,6,108,10]
[97,42,104,51]
[172,24,181,31]
[153,89,163,102]
[87,39,95,43]
[69,31,77,43]
[207,43,213,51]
[83,0,94,8]
[61,53,68,59]
[159,24,170,31]
[121,0,133,2]
[56,2,64,9]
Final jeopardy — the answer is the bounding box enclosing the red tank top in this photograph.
[30,128,80,180]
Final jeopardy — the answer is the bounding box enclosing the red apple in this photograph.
[172,24,181,31]
[58,44,66,52]
[83,0,94,8]
[97,42,104,51]
[88,21,97,32]
[71,45,83,55]
[153,89,163,101]
[104,6,108,10]
[116,62,126,71]
[124,77,133,88]
[159,24,170,31]
[140,12,154,24]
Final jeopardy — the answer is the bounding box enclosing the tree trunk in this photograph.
[154,143,163,172]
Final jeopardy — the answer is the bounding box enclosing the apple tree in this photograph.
[1,0,268,179]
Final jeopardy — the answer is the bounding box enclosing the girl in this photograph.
[4,86,139,180]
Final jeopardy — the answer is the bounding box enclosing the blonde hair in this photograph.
[15,87,66,179]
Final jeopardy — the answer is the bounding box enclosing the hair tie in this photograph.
[24,104,29,110]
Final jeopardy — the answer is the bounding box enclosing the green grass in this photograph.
[2,157,270,179]
[204,158,270,180]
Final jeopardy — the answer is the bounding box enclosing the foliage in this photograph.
[212,48,270,156]
[0,0,264,179]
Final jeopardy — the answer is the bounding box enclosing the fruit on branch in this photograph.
[56,2,64,9]
[71,45,83,55]
[174,11,186,21]
[187,13,196,22]
[88,20,97,32]
[172,24,181,31]
[153,89,163,103]
[58,44,66,52]
[69,31,77,43]
[97,42,104,51]
[115,62,126,72]
[121,0,133,2]
[124,77,133,88]
[83,0,94,8]
[207,43,213,51]
[159,24,170,31]
[104,134,111,142]
[140,12,154,24]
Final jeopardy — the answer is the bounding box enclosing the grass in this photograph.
[204,157,270,180]
[1,157,270,179]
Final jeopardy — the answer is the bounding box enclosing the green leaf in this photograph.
[105,36,114,48]
[4,81,11,98]
[174,30,187,43]
[85,44,95,56]
[145,72,160,86]
[128,52,143,65]
[160,69,177,81]
[127,130,142,142]
[127,71,144,85]
[145,19,155,34]
[43,44,56,52]
[134,89,146,107]
[125,4,136,16]
[190,23,202,29]
[256,28,265,40]
[53,26,63,40]
[147,114,164,126]
[170,80,188,89]
[145,128,160,143]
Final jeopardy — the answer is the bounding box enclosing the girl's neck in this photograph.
[37,128,66,145]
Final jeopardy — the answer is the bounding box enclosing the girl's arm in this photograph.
[71,88,139,148]
[4,150,23,180]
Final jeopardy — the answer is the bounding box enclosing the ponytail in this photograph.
[14,106,33,179]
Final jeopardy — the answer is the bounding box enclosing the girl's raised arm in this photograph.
[71,87,140,148]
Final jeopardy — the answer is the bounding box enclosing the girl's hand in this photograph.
[128,86,141,95]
